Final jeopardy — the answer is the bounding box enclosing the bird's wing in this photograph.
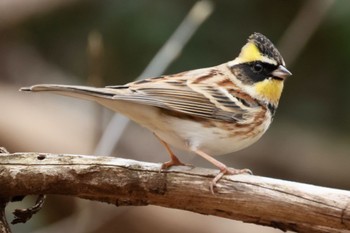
[108,66,261,123]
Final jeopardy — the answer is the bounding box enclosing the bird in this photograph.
[21,32,291,193]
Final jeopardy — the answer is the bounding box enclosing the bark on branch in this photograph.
[0,152,349,233]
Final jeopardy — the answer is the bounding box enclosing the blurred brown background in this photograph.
[1,0,349,232]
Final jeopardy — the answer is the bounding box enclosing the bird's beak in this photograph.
[271,65,292,80]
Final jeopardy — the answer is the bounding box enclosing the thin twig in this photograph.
[11,195,46,224]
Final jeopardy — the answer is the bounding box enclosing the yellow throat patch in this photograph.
[254,79,284,104]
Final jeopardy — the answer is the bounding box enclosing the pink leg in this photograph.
[154,134,185,169]
[193,149,252,193]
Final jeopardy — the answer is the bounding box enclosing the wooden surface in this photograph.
[0,152,350,233]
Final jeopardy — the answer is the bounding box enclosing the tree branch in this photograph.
[0,152,349,233]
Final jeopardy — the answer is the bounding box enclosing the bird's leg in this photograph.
[193,149,252,193]
[154,134,185,169]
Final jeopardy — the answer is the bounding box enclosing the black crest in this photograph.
[248,32,284,65]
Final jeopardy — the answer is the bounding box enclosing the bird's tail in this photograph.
[20,84,116,102]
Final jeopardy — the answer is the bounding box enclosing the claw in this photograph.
[210,167,252,194]
[161,157,185,170]
[227,168,253,175]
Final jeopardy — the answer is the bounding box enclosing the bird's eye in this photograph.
[252,62,263,73]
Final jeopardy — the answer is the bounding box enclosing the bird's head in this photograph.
[228,32,292,107]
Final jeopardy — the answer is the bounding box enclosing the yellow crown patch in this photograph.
[238,42,263,63]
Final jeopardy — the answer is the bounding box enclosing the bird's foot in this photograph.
[210,167,252,194]
[161,156,186,170]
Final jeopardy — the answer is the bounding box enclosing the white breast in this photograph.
[152,112,272,156]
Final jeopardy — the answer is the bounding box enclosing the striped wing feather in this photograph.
[108,68,258,122]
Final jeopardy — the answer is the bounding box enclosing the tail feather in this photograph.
[20,84,116,102]
[20,84,159,124]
